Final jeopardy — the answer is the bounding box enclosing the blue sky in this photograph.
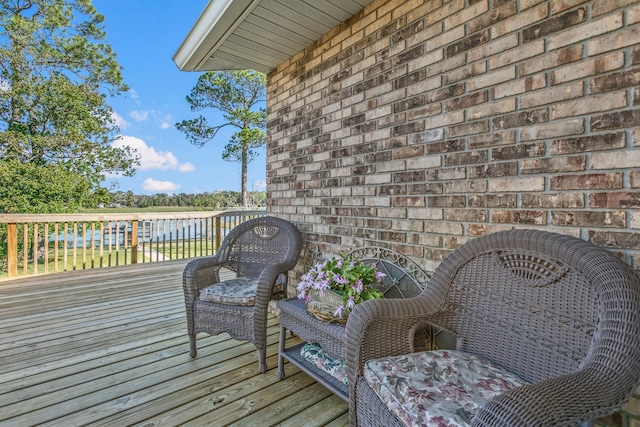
[93,0,267,195]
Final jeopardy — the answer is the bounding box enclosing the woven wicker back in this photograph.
[220,216,301,278]
[427,229,640,385]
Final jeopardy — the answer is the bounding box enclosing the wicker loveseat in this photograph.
[346,229,640,426]
[182,216,302,373]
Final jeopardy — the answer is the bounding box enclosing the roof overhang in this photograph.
[173,0,372,74]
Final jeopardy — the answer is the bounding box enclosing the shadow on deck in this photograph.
[0,261,348,426]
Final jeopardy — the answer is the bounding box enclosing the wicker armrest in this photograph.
[474,367,631,427]
[253,263,293,307]
[182,255,224,300]
[345,295,439,386]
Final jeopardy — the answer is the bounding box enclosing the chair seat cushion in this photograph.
[300,342,348,385]
[198,276,285,306]
[199,277,259,306]
[364,349,529,427]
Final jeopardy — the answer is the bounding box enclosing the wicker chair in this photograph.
[346,229,640,426]
[182,216,302,373]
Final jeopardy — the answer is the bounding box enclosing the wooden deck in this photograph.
[0,261,348,426]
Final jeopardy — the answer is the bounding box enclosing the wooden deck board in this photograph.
[0,262,348,427]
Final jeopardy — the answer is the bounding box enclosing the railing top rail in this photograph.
[0,209,266,224]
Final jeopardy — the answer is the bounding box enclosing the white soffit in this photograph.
[173,0,372,74]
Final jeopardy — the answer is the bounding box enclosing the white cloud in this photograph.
[253,181,267,190]
[142,178,180,193]
[112,111,130,130]
[112,135,178,170]
[128,110,173,130]
[179,162,195,172]
[155,112,173,130]
[130,110,149,122]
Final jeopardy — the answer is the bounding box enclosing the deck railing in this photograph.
[0,210,265,279]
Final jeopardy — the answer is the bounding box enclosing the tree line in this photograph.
[107,190,266,210]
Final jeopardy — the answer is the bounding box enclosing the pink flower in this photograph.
[346,296,355,309]
[314,279,330,292]
[353,279,363,293]
[297,292,311,302]
[334,305,345,318]
[333,274,349,285]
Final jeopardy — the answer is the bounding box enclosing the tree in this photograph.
[0,0,139,214]
[176,70,266,208]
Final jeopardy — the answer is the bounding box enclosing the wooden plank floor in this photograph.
[0,262,348,426]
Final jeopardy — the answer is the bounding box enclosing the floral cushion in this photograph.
[364,350,529,427]
[199,276,286,306]
[300,342,349,385]
[199,276,259,306]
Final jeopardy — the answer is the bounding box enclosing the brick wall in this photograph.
[266,1,640,424]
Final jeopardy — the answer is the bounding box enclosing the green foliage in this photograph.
[176,70,266,207]
[0,159,91,213]
[104,190,266,210]
[0,0,139,214]
[297,253,386,319]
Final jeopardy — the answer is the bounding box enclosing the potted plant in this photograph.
[296,252,386,323]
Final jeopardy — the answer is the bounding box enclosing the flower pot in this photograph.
[306,289,348,324]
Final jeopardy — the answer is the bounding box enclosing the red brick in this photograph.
[551,91,627,119]
[521,156,586,174]
[590,192,640,208]
[551,52,624,85]
[445,150,489,166]
[589,68,640,94]
[445,62,487,85]
[493,210,546,225]
[588,230,640,250]
[548,12,622,51]
[392,196,425,207]
[468,162,518,179]
[467,223,512,237]
[588,24,640,56]
[446,120,490,138]
[552,211,626,228]
[468,130,516,149]
[468,194,517,208]
[591,109,640,130]
[443,179,488,194]
[492,142,546,161]
[394,170,425,183]
[446,30,490,58]
[519,45,582,76]
[409,183,443,194]
[445,208,488,222]
[468,2,516,33]
[492,109,548,129]
[550,173,623,190]
[551,132,625,154]
[427,195,467,207]
[521,193,584,208]
[444,91,489,112]
[426,139,464,155]
[522,8,586,42]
